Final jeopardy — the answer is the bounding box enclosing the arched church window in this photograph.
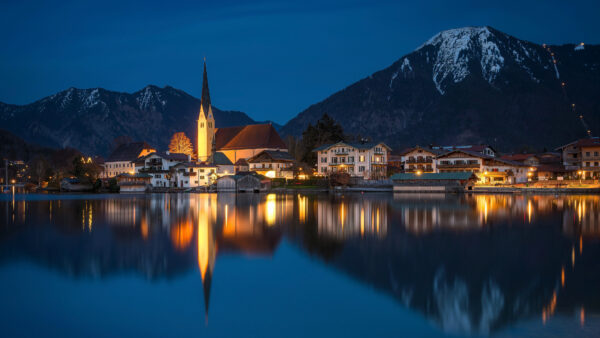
[200,122,204,128]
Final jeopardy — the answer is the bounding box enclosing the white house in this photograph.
[171,162,218,188]
[134,151,190,187]
[314,141,391,179]
[247,150,295,178]
[102,142,155,178]
[435,150,528,184]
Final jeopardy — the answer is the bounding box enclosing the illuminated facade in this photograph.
[315,141,391,179]
[197,61,215,162]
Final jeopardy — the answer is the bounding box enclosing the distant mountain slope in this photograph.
[281,26,600,152]
[0,85,258,156]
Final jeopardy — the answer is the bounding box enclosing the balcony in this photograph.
[374,150,385,155]
[406,158,433,164]
[437,162,480,169]
[582,155,600,161]
[334,151,349,156]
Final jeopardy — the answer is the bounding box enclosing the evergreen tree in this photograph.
[299,113,345,165]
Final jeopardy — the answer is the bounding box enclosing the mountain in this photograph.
[281,26,600,152]
[0,85,259,156]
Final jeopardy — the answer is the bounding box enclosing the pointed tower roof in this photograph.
[200,61,211,116]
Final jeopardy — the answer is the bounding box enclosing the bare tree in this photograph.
[169,132,195,158]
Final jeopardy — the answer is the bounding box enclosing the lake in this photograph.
[1,192,599,337]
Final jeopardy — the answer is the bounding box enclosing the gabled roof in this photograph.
[391,172,477,180]
[107,142,153,162]
[235,158,248,165]
[436,149,492,159]
[247,150,294,163]
[213,151,233,165]
[313,141,392,152]
[555,137,600,150]
[431,144,496,154]
[215,124,287,150]
[402,145,448,156]
[137,151,189,162]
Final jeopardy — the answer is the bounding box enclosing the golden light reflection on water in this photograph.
[4,193,600,333]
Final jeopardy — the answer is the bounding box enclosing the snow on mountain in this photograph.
[418,27,505,94]
[281,26,600,152]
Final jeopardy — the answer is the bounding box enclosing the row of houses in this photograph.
[394,145,530,184]
[391,137,600,184]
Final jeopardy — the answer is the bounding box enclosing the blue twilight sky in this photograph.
[1,0,599,124]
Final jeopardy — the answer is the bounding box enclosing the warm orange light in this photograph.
[266,194,276,225]
[171,220,194,251]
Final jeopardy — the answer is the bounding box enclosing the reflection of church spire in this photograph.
[197,197,216,323]
[203,270,212,323]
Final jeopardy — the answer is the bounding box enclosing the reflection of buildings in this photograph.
[5,193,600,334]
[317,197,387,239]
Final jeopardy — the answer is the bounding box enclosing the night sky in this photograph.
[1,0,599,124]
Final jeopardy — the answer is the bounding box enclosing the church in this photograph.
[196,62,288,166]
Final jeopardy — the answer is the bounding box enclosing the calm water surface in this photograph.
[1,192,600,337]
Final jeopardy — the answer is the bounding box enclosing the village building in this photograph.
[400,146,447,173]
[171,162,218,188]
[314,141,391,179]
[247,150,295,178]
[134,151,190,187]
[556,137,600,179]
[102,142,155,178]
[216,172,270,192]
[435,150,528,184]
[234,158,249,172]
[196,62,288,167]
[117,173,152,193]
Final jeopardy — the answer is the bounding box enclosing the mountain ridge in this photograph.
[0,85,279,156]
[281,26,600,152]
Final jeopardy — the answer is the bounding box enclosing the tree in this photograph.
[169,132,194,158]
[299,113,345,165]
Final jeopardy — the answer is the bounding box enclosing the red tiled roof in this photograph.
[575,137,600,147]
[215,124,287,150]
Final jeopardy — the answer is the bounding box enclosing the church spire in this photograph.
[200,60,211,117]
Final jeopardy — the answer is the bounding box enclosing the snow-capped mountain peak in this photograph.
[418,26,505,94]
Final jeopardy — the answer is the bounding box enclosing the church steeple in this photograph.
[200,61,211,118]
[197,60,215,162]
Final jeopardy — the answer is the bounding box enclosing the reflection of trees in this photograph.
[2,193,600,333]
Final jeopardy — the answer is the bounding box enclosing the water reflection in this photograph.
[1,193,600,336]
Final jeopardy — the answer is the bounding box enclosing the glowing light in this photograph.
[265,170,276,178]
[581,307,585,327]
[360,208,365,236]
[527,200,532,223]
[415,170,422,176]
[171,220,194,251]
[561,266,565,287]
[298,195,306,224]
[572,246,576,267]
[266,194,276,225]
